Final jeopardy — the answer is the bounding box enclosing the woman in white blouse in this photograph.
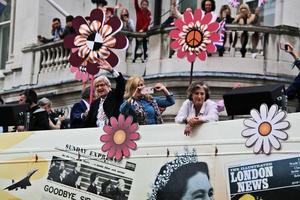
[175,81,219,135]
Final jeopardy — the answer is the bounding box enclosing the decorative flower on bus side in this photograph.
[64,9,128,75]
[100,115,140,161]
[70,64,91,83]
[169,9,220,62]
[242,104,290,154]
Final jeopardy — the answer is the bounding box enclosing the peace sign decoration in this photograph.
[169,9,220,83]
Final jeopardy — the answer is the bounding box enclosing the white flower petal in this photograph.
[260,104,268,121]
[253,137,263,153]
[272,130,288,140]
[245,134,259,147]
[242,128,257,137]
[244,119,258,128]
[273,121,290,130]
[271,111,286,124]
[263,137,271,154]
[250,109,262,123]
[267,104,278,121]
[269,134,281,149]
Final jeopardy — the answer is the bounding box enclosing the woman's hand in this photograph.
[98,60,113,73]
[187,116,203,127]
[154,83,170,96]
[184,124,193,136]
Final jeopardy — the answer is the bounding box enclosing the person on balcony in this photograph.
[201,0,217,21]
[38,18,64,44]
[175,81,218,136]
[120,8,135,59]
[132,0,151,63]
[233,4,260,58]
[216,5,234,57]
[120,76,175,125]
[17,89,50,131]
[84,65,125,128]
[38,97,65,130]
[283,43,300,112]
[60,15,75,39]
[70,87,90,129]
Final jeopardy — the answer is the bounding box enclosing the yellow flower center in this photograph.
[258,122,272,136]
[113,130,127,145]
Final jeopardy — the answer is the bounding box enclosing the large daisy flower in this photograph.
[64,9,128,75]
[242,104,290,154]
[169,9,220,62]
[100,115,140,161]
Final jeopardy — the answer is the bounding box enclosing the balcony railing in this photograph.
[22,24,300,87]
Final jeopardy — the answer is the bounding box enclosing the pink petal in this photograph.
[129,133,140,140]
[115,148,123,161]
[81,73,89,83]
[183,10,193,24]
[78,45,90,58]
[126,140,137,150]
[71,48,79,53]
[174,19,185,31]
[102,142,113,152]
[107,146,116,158]
[169,29,180,39]
[100,134,112,142]
[170,40,181,50]
[125,116,133,126]
[75,70,82,80]
[70,66,78,73]
[207,22,220,32]
[177,48,187,58]
[118,114,125,127]
[210,33,221,42]
[74,35,87,47]
[206,43,217,53]
[103,125,113,134]
[194,9,203,21]
[198,51,207,61]
[187,52,197,63]
[201,13,213,25]
[122,147,130,158]
[127,123,138,133]
[103,36,116,48]
[110,117,118,129]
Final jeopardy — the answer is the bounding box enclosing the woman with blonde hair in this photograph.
[120,76,175,125]
[233,3,260,57]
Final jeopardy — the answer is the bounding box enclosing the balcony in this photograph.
[2,25,300,117]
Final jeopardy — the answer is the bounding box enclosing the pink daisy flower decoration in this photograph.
[64,9,128,75]
[258,0,267,7]
[169,9,220,62]
[229,0,240,8]
[100,115,140,161]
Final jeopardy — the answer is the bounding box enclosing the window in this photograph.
[0,0,10,69]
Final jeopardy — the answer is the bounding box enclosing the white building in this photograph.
[0,0,300,120]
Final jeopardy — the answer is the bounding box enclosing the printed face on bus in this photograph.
[204,1,213,12]
[95,80,110,98]
[181,171,213,200]
[19,94,27,104]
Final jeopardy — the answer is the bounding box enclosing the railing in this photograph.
[24,25,300,81]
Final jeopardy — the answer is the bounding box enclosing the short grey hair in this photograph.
[94,75,111,88]
[38,97,52,107]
